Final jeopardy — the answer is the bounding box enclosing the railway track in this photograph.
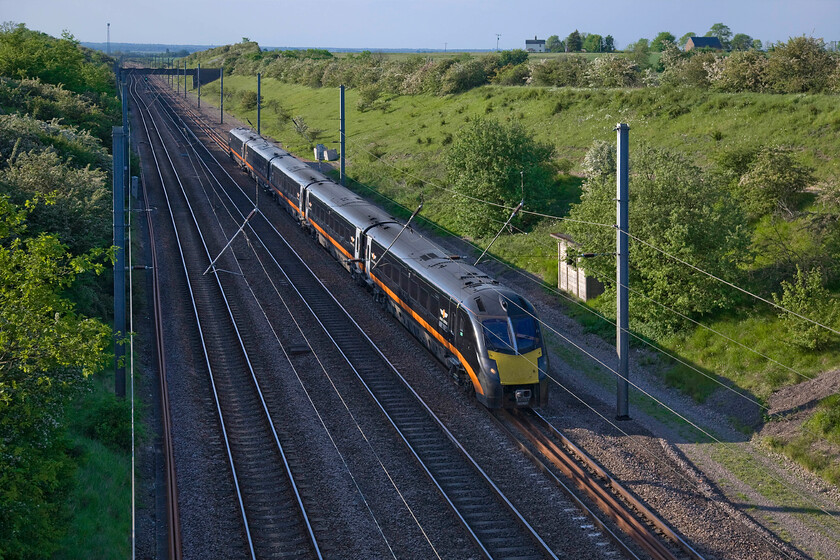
[138,72,715,560]
[494,409,704,560]
[129,76,322,559]
[144,76,562,559]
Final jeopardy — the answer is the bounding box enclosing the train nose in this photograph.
[514,389,531,406]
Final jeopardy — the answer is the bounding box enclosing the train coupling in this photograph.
[514,388,532,407]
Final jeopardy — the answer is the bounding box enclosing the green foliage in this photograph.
[765,36,837,93]
[0,78,119,145]
[603,35,616,53]
[531,56,589,87]
[0,149,110,254]
[441,59,487,94]
[731,33,754,51]
[773,266,839,350]
[738,146,814,218]
[240,89,258,110]
[803,394,840,445]
[76,393,134,453]
[498,49,528,67]
[651,32,676,52]
[492,63,530,86]
[706,23,733,50]
[566,30,583,53]
[0,196,110,559]
[0,23,113,96]
[582,34,604,53]
[446,118,553,236]
[586,56,639,87]
[706,50,768,92]
[545,35,564,53]
[563,144,750,335]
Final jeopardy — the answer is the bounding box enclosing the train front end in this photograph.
[471,289,549,408]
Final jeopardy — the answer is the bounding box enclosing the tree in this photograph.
[651,31,676,52]
[566,30,582,52]
[679,32,696,48]
[603,35,616,52]
[582,33,604,53]
[629,38,651,69]
[562,144,750,335]
[0,196,110,558]
[731,33,753,51]
[752,38,764,51]
[706,23,733,50]
[545,35,563,53]
[446,118,554,237]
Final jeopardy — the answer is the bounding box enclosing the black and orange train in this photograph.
[228,127,549,408]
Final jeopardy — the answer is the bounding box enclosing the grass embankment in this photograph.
[55,366,133,559]
[193,75,840,482]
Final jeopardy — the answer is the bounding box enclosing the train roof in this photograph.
[271,156,330,187]
[249,138,286,163]
[230,127,261,144]
[366,215,508,305]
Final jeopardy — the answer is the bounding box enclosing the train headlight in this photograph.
[487,358,499,379]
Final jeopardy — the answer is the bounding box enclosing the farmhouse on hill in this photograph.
[525,36,545,52]
[685,36,724,51]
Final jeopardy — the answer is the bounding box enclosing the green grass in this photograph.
[54,367,133,559]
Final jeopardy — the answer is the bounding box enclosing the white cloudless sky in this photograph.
[2,0,838,50]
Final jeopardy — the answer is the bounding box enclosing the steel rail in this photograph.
[142,76,324,559]
[131,76,322,559]
[528,410,705,560]
[136,100,183,560]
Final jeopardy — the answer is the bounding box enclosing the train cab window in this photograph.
[482,318,515,354]
[511,315,540,354]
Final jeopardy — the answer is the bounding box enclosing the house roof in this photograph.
[526,39,545,44]
[687,36,723,49]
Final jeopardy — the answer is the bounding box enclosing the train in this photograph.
[228,127,549,408]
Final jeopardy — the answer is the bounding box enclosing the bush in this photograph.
[738,146,814,218]
[446,118,554,236]
[766,36,837,93]
[586,56,639,88]
[240,89,258,110]
[77,393,134,452]
[441,59,487,94]
[492,64,531,86]
[530,56,589,87]
[707,50,769,92]
[773,266,839,350]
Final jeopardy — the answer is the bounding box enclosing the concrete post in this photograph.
[220,67,224,124]
[616,123,630,420]
[340,84,345,186]
[113,126,126,398]
[257,72,261,136]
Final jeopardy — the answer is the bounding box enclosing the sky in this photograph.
[2,0,839,51]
